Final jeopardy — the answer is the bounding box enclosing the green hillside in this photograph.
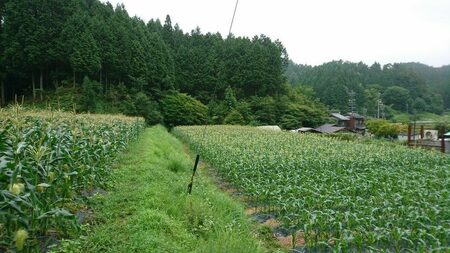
[285,60,450,116]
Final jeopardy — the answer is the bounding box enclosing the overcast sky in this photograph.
[103,0,450,67]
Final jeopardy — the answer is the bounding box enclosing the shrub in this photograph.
[224,110,245,125]
[160,92,208,128]
[134,92,162,125]
[78,76,99,112]
[367,119,403,138]
[207,100,228,124]
[280,104,326,130]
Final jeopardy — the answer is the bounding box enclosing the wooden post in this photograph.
[441,127,445,154]
[187,154,200,194]
[407,124,412,145]
[420,125,424,139]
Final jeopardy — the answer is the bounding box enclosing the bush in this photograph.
[235,101,253,124]
[49,82,78,111]
[79,76,99,112]
[280,113,301,130]
[224,109,245,125]
[160,92,208,127]
[367,119,403,139]
[250,96,278,125]
[280,104,326,130]
[207,100,228,124]
[119,92,162,125]
[134,92,163,125]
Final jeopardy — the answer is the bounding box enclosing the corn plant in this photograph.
[0,106,145,251]
[174,125,450,251]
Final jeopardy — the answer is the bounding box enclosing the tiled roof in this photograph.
[346,112,364,119]
[314,124,347,134]
[331,113,350,121]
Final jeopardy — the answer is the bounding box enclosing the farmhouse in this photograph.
[301,113,366,134]
[314,124,349,134]
[291,127,320,133]
[330,112,365,133]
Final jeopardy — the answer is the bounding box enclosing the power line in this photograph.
[228,0,239,36]
[188,0,240,195]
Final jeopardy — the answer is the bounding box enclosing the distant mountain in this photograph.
[285,60,450,116]
[399,62,450,91]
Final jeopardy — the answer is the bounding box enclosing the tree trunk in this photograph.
[54,67,59,89]
[32,71,36,99]
[99,67,102,85]
[73,70,76,88]
[0,80,5,106]
[39,69,43,101]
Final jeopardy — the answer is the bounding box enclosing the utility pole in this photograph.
[377,99,384,119]
[376,92,381,119]
[377,99,381,119]
[348,90,356,114]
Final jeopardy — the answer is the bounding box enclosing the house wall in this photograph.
[337,121,346,127]
[348,118,356,130]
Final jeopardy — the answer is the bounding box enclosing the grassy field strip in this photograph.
[54,126,272,253]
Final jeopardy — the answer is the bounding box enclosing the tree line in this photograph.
[3,1,445,128]
[0,0,327,129]
[285,60,450,117]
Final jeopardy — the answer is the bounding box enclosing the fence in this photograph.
[407,125,447,153]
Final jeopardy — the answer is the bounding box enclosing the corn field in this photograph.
[174,125,450,251]
[0,106,145,251]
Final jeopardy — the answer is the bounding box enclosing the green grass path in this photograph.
[55,126,267,253]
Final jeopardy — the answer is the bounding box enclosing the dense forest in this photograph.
[285,60,450,117]
[0,0,328,129]
[0,0,448,129]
